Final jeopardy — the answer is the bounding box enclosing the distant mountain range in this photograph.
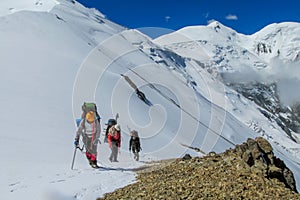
[153,21,300,143]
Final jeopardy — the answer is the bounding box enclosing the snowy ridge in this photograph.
[249,22,300,62]
[154,21,300,69]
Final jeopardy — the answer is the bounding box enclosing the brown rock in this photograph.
[97,137,299,200]
[182,154,192,160]
[256,137,273,154]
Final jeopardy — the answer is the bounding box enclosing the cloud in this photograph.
[165,16,171,22]
[268,59,300,106]
[204,12,210,19]
[225,14,238,20]
[221,64,265,84]
[221,58,300,107]
[277,78,300,106]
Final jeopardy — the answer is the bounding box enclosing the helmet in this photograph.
[107,119,117,126]
[130,130,138,137]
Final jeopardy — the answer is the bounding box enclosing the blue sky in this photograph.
[77,0,299,37]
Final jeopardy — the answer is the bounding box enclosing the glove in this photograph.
[93,139,101,145]
[74,139,79,147]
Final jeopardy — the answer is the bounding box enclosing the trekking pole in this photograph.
[71,144,84,170]
[126,125,131,132]
[71,145,77,170]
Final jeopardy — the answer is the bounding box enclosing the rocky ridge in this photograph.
[98,137,299,200]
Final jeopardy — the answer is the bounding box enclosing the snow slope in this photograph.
[0,1,300,199]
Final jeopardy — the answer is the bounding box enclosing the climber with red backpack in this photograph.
[74,102,101,169]
[107,124,121,162]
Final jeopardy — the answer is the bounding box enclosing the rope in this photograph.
[126,67,236,147]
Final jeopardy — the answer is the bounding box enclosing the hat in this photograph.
[86,111,95,123]
[130,130,138,137]
[114,124,121,131]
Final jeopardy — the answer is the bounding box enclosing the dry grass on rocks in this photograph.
[98,137,299,200]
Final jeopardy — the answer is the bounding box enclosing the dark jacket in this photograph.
[129,136,141,152]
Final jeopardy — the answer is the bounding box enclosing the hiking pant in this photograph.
[132,148,139,161]
[109,141,119,161]
[133,152,139,161]
[83,135,97,161]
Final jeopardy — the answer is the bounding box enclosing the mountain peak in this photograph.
[250,21,300,61]
[207,20,223,29]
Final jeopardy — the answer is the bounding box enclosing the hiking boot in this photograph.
[90,160,100,169]
[91,163,100,169]
[134,153,139,161]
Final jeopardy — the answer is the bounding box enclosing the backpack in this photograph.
[82,102,97,114]
[104,118,117,143]
[136,89,146,102]
[76,102,101,127]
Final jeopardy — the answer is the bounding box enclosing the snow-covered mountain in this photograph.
[0,0,299,199]
[154,21,300,144]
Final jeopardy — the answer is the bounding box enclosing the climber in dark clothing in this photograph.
[129,130,141,161]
